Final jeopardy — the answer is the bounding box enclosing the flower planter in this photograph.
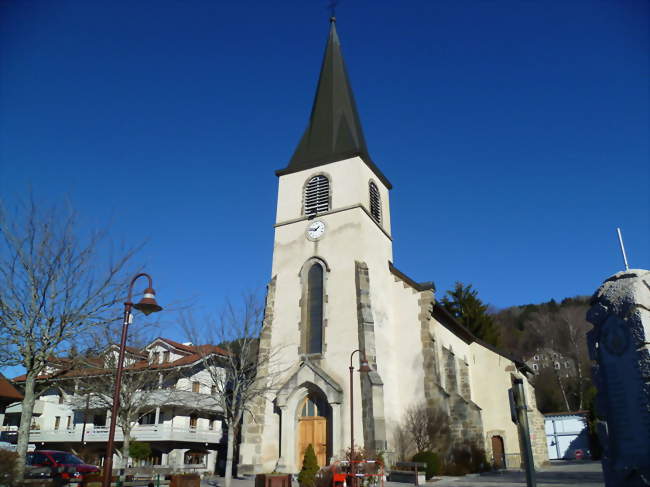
[255,473,292,487]
[170,473,201,487]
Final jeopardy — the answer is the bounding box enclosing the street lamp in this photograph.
[349,349,371,487]
[102,273,162,487]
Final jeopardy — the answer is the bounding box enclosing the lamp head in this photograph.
[358,357,372,373]
[133,287,163,316]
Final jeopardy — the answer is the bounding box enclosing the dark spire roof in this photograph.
[276,19,392,189]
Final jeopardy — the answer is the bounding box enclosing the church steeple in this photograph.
[276,19,391,189]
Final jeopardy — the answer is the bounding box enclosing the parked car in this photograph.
[26,450,100,483]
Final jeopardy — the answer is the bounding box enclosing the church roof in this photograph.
[276,19,392,189]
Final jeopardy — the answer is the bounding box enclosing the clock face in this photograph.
[306,220,326,240]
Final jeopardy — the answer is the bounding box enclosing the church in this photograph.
[238,19,548,473]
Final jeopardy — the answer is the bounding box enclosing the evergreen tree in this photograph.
[440,282,500,346]
[297,444,319,487]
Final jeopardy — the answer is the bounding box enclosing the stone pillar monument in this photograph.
[586,269,650,487]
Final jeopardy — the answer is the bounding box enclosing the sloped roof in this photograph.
[0,373,23,402]
[12,338,229,383]
[276,19,391,189]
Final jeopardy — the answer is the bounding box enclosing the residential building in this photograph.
[2,338,226,473]
[0,373,23,432]
[526,348,576,377]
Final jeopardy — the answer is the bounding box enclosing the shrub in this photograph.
[442,440,489,476]
[411,451,440,479]
[0,449,20,487]
[129,441,152,462]
[297,444,319,487]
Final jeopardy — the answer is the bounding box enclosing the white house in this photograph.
[2,338,227,473]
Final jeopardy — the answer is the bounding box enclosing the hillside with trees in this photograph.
[441,283,594,414]
[492,296,594,414]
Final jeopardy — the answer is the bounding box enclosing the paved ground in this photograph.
[203,461,604,487]
[427,461,604,487]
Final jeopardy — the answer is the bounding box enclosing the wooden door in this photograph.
[298,417,327,467]
[491,435,505,469]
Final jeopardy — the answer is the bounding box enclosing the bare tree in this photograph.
[0,200,136,478]
[402,402,451,455]
[528,312,572,411]
[70,351,180,472]
[183,293,286,487]
[557,306,591,410]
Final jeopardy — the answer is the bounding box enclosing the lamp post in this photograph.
[102,273,162,487]
[349,349,371,487]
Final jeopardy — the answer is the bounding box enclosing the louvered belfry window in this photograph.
[369,181,382,223]
[304,175,330,216]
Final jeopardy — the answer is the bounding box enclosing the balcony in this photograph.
[1,424,222,444]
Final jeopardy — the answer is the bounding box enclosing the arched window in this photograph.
[300,397,320,417]
[306,263,324,353]
[369,181,381,224]
[304,175,330,216]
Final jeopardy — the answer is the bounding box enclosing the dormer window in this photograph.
[304,175,330,216]
[163,351,170,363]
[369,181,381,224]
[151,351,160,364]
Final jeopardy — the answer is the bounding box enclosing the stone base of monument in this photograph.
[587,269,650,487]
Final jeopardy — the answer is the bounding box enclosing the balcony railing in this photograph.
[1,424,222,444]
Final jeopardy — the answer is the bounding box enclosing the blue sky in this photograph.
[1,0,648,356]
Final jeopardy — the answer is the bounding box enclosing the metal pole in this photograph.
[514,379,537,487]
[349,349,361,487]
[616,228,630,271]
[101,302,133,487]
[81,394,90,444]
[349,361,355,487]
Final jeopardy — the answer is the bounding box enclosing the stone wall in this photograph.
[355,261,386,453]
[237,277,277,474]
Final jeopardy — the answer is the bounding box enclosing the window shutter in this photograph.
[304,176,330,216]
[369,182,382,223]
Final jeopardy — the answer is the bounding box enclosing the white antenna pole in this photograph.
[616,227,630,271]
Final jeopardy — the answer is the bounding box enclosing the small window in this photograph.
[304,175,330,216]
[554,362,561,370]
[564,362,570,368]
[192,381,200,393]
[209,418,215,430]
[58,394,64,404]
[533,355,539,361]
[532,364,538,372]
[369,181,381,224]
[54,416,61,430]
[66,416,72,429]
[163,351,170,363]
[151,352,160,364]
[189,415,198,429]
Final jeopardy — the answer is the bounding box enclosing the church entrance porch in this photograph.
[272,360,343,473]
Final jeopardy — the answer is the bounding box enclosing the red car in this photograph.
[26,450,100,482]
